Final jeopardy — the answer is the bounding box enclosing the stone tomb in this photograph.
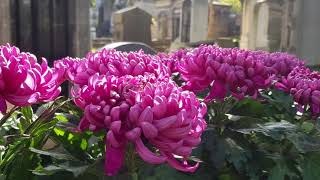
[112,6,152,45]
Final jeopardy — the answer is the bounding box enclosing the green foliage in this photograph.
[220,0,242,14]
[1,87,320,179]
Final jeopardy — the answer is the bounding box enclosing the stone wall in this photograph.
[207,3,232,40]
[240,0,320,64]
[0,0,11,45]
[189,0,208,43]
[0,0,90,59]
[113,7,152,45]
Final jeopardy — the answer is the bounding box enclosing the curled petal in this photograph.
[153,115,177,131]
[174,146,192,157]
[77,117,90,131]
[138,106,153,123]
[105,141,126,176]
[125,127,141,141]
[129,104,142,123]
[135,138,166,164]
[110,106,120,121]
[107,131,120,148]
[140,121,158,139]
[110,121,121,134]
[164,152,199,173]
[205,80,226,102]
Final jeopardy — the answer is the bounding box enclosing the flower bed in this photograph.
[0,44,320,180]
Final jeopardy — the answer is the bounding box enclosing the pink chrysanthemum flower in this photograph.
[177,45,272,101]
[128,80,207,173]
[72,49,169,87]
[74,73,206,176]
[275,67,320,118]
[0,44,61,113]
[74,73,155,175]
[53,57,84,84]
[175,45,302,102]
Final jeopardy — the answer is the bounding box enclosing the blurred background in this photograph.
[0,0,319,65]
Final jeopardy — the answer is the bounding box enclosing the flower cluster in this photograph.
[67,49,207,176]
[3,42,313,176]
[0,44,61,113]
[174,45,303,102]
[275,67,320,117]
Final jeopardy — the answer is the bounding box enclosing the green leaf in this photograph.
[268,158,299,180]
[19,117,30,132]
[55,114,68,122]
[200,129,227,168]
[287,132,320,153]
[21,106,33,122]
[302,153,320,180]
[268,163,286,180]
[315,118,320,132]
[54,128,65,136]
[33,163,89,177]
[29,148,76,161]
[80,139,87,150]
[236,121,296,140]
[230,98,264,117]
[224,138,250,173]
[301,122,314,134]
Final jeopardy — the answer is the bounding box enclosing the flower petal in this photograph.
[134,138,166,164]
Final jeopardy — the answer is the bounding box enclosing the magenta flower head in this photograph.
[74,73,206,176]
[0,44,61,113]
[129,79,207,173]
[73,73,155,176]
[53,57,83,84]
[275,67,320,118]
[260,52,304,77]
[157,49,187,74]
[176,45,273,102]
[72,49,169,87]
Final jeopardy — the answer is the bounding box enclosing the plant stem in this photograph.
[127,143,138,180]
[0,106,19,127]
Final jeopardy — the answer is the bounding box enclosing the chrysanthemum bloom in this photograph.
[72,49,169,87]
[275,67,320,118]
[74,73,154,175]
[53,57,83,84]
[74,73,206,175]
[128,80,207,173]
[0,44,61,113]
[176,45,273,102]
[157,49,187,74]
[258,51,304,77]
